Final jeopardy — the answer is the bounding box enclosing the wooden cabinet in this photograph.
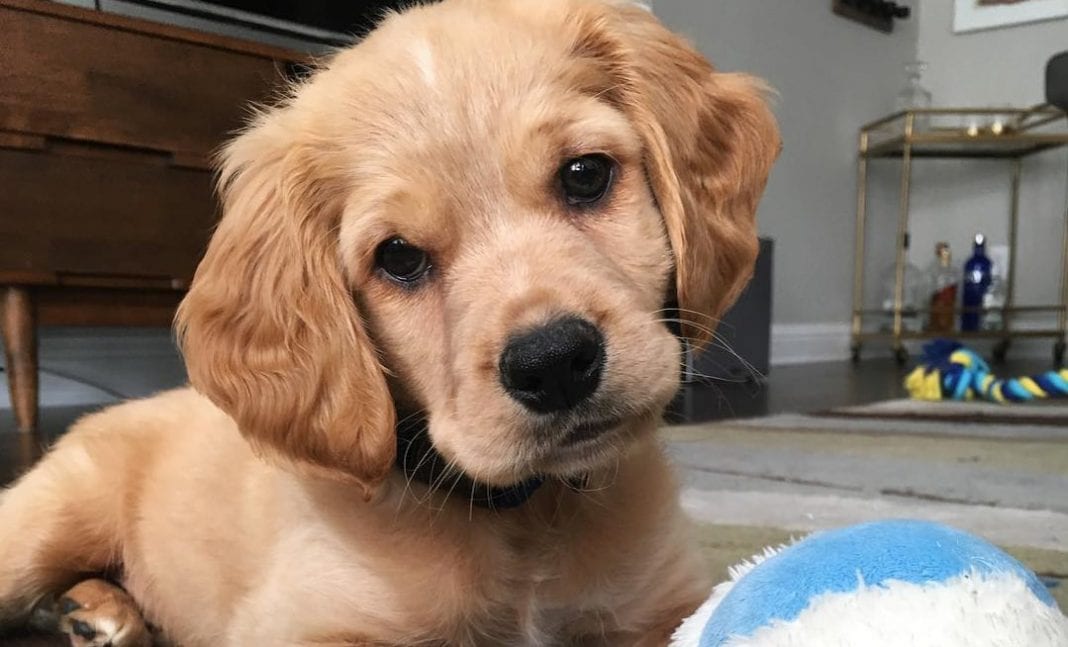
[0,0,304,431]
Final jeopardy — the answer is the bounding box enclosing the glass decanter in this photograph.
[879,233,923,333]
[894,61,932,133]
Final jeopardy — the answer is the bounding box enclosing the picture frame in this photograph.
[954,0,1068,33]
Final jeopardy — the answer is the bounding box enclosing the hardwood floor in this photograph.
[667,357,916,425]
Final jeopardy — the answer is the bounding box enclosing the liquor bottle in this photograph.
[925,242,958,333]
[961,233,992,332]
[879,233,922,332]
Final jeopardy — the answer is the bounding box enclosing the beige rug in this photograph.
[666,399,1068,610]
[717,398,1068,441]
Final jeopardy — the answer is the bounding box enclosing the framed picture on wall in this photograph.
[954,0,1068,33]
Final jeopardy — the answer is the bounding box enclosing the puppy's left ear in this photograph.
[573,4,781,348]
[176,108,396,496]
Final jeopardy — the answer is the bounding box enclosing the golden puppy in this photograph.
[0,0,779,644]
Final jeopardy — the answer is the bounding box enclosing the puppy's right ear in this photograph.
[570,2,780,349]
[176,111,395,496]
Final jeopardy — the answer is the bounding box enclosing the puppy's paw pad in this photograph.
[58,579,151,647]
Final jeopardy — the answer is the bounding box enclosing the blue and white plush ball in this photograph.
[671,520,1068,647]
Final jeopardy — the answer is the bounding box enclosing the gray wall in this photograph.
[653,1,919,325]
[908,4,1067,322]
[919,3,1065,107]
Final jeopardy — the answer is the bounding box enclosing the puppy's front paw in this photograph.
[57,579,151,647]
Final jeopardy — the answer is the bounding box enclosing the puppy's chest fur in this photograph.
[426,513,603,645]
[290,458,673,646]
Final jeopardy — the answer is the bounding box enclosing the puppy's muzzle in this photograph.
[498,316,605,414]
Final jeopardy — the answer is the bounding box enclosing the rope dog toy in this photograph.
[905,339,1068,403]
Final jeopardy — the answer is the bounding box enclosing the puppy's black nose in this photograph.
[499,317,605,413]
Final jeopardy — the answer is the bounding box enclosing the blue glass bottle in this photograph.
[961,233,992,332]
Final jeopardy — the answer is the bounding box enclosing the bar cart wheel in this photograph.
[851,342,862,364]
[1055,340,1066,366]
[992,339,1011,364]
[893,345,909,366]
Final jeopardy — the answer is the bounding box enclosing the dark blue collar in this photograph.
[395,414,545,510]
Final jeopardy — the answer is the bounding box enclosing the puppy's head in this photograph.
[176,0,779,494]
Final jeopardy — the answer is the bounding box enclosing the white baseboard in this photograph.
[770,323,852,366]
[0,328,182,413]
[0,328,177,370]
[36,327,179,362]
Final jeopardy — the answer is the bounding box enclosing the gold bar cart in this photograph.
[851,105,1068,365]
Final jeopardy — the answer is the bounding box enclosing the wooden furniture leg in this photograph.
[1,286,38,433]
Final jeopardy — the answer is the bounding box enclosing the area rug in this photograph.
[714,398,1068,441]
[664,399,1068,610]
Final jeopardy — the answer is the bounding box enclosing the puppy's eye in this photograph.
[559,154,614,206]
[375,237,431,283]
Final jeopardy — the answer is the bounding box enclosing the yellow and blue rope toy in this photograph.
[905,339,1068,403]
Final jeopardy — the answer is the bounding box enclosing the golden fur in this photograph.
[0,1,779,644]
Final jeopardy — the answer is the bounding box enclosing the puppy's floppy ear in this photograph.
[175,111,395,496]
[573,3,781,348]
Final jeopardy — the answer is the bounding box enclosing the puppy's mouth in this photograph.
[559,415,624,446]
[534,407,648,470]
[394,404,651,510]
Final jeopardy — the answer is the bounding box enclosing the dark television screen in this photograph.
[202,0,392,34]
[130,0,412,43]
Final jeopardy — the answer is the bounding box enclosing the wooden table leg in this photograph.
[1,286,38,433]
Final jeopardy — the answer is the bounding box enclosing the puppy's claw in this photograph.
[59,596,83,615]
[57,579,151,647]
[71,618,97,640]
